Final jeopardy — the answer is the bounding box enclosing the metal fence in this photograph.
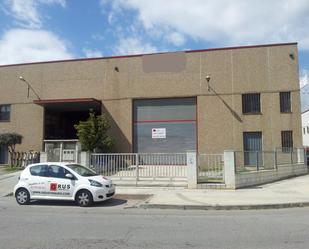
[90,153,187,181]
[235,148,304,173]
[197,154,224,183]
[9,151,40,168]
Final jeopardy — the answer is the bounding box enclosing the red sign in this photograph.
[50,183,57,191]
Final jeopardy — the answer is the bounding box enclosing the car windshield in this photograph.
[66,164,98,177]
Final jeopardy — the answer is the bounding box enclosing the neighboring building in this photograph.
[0,42,303,164]
[302,109,309,146]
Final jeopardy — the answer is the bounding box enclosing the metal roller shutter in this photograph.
[133,98,197,153]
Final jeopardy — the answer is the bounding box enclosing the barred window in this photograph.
[0,105,10,121]
[280,92,291,113]
[281,131,293,150]
[242,93,261,114]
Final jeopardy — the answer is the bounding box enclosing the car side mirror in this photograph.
[65,173,74,179]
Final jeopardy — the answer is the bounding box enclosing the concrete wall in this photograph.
[0,43,302,154]
[235,164,307,188]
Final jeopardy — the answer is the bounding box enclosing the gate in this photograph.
[90,153,187,182]
[198,154,224,183]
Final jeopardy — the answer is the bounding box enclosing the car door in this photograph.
[28,164,50,198]
[46,165,76,199]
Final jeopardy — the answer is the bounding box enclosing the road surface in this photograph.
[0,196,308,249]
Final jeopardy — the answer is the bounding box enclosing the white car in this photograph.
[13,162,115,207]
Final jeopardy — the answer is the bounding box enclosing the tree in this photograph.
[74,111,114,152]
[0,132,23,154]
[0,132,23,167]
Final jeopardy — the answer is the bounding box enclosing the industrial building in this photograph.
[0,42,302,165]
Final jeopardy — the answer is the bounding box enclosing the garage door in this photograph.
[133,98,196,153]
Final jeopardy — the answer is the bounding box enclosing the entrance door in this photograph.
[0,145,8,164]
[243,132,263,166]
[133,98,196,153]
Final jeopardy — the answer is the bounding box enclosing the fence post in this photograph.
[256,151,259,171]
[40,152,47,163]
[80,151,91,167]
[297,148,305,164]
[187,151,197,189]
[135,153,139,186]
[273,149,277,170]
[59,142,63,162]
[224,150,236,189]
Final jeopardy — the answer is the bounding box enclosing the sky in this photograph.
[0,0,308,110]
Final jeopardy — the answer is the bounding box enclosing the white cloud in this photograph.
[114,37,157,55]
[5,0,66,28]
[300,69,309,88]
[40,0,66,8]
[0,29,73,65]
[110,0,309,49]
[6,0,41,28]
[83,48,103,58]
[166,32,186,46]
[91,34,105,41]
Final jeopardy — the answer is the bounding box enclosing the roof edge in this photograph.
[0,42,298,68]
[302,108,309,115]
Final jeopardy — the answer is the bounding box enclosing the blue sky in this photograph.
[0,0,308,109]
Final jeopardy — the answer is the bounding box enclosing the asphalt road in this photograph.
[0,196,309,249]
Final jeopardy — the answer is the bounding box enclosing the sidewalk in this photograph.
[0,171,20,197]
[1,171,309,210]
[116,175,309,210]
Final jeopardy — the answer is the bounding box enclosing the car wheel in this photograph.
[15,188,30,205]
[76,190,93,207]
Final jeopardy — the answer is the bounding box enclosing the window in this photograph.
[281,131,293,151]
[242,93,261,114]
[307,126,309,133]
[0,105,10,121]
[304,127,306,135]
[243,132,263,165]
[30,165,49,177]
[49,165,71,179]
[280,92,291,113]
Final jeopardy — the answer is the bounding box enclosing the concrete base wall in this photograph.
[235,163,308,188]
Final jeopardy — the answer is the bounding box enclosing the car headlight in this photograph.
[88,179,103,187]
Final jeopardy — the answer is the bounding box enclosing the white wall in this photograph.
[235,163,307,188]
[302,110,309,146]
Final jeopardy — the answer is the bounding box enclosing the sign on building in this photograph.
[152,128,166,139]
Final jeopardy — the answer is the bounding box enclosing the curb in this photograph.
[140,202,309,210]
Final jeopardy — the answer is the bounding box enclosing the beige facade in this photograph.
[0,43,302,155]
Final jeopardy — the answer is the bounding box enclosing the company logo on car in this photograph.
[50,183,70,191]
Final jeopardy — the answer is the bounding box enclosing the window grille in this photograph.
[281,130,293,152]
[280,92,291,113]
[0,105,10,121]
[242,93,261,114]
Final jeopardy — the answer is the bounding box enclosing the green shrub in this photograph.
[74,110,114,152]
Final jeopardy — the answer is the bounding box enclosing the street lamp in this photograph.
[206,75,211,92]
[18,76,41,100]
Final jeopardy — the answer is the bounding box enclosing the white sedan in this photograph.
[14,162,115,207]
